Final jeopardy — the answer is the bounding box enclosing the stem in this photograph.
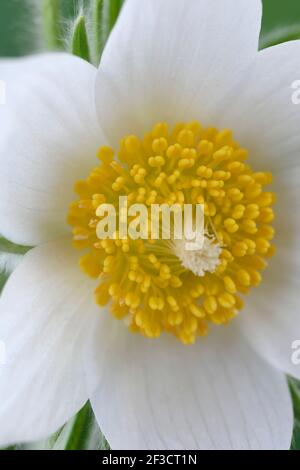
[42,0,62,50]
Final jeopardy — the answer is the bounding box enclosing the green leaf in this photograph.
[289,378,300,450]
[42,0,63,50]
[64,402,96,450]
[93,0,104,64]
[291,421,300,451]
[0,270,9,294]
[101,0,124,47]
[260,24,300,50]
[0,237,31,256]
[0,236,32,294]
[107,0,124,33]
[71,15,91,63]
[56,402,110,450]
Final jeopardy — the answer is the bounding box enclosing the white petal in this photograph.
[0,238,99,446]
[216,41,300,379]
[237,164,300,379]
[252,190,300,379]
[87,320,293,450]
[0,53,104,246]
[96,0,262,146]
[220,41,300,172]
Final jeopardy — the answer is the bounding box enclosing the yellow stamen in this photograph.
[68,121,275,345]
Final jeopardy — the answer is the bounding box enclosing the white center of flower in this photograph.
[174,231,222,277]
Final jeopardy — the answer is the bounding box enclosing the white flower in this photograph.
[0,0,299,450]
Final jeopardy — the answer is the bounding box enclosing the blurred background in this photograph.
[0,0,300,451]
[1,0,300,57]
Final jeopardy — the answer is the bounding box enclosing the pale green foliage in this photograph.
[71,14,91,62]
[42,0,63,49]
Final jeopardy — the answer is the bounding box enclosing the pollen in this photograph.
[68,121,275,345]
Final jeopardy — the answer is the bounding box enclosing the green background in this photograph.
[0,0,300,451]
[1,0,300,56]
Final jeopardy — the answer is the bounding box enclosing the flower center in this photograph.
[173,231,222,278]
[68,121,275,345]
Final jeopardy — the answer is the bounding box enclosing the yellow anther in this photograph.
[258,225,275,240]
[148,254,157,264]
[170,276,183,288]
[214,170,230,181]
[112,176,126,192]
[109,284,119,296]
[190,284,205,298]
[249,269,262,286]
[233,148,248,161]
[257,192,275,207]
[215,129,233,147]
[224,218,239,234]
[223,276,237,294]
[259,208,274,223]
[204,296,218,315]
[152,138,168,154]
[125,135,140,153]
[244,204,260,219]
[152,122,169,139]
[227,161,245,174]
[213,146,232,163]
[168,310,183,326]
[227,188,243,202]
[208,202,217,217]
[187,121,202,134]
[97,146,114,164]
[177,129,195,147]
[232,241,248,257]
[184,316,198,334]
[148,156,165,168]
[182,148,197,160]
[256,238,271,255]
[80,253,101,278]
[241,219,258,234]
[125,293,141,309]
[237,269,251,287]
[149,297,158,310]
[69,120,275,344]
[191,179,201,188]
[245,183,262,200]
[167,296,179,311]
[166,144,182,159]
[178,159,194,170]
[231,204,245,220]
[254,172,273,185]
[198,140,213,156]
[122,242,130,253]
[92,194,106,209]
[189,304,205,318]
[218,293,236,309]
[197,166,213,178]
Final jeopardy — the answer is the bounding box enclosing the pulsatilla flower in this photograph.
[0,0,299,450]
